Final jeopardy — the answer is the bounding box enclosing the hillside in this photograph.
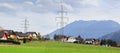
[100,30,120,46]
[0,41,120,53]
[50,20,120,39]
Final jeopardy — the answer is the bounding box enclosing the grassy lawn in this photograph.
[0,41,120,53]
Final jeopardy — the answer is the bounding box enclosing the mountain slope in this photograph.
[50,20,120,39]
[100,30,120,46]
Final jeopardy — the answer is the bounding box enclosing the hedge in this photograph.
[0,40,21,45]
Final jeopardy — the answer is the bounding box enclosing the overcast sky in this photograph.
[0,0,120,35]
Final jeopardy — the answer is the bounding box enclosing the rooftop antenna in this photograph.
[55,0,69,35]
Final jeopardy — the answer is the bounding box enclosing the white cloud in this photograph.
[24,1,34,6]
[80,0,100,7]
[62,3,74,11]
[0,3,16,10]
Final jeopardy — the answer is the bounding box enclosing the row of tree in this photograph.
[100,39,117,47]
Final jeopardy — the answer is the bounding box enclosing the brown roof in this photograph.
[0,30,15,36]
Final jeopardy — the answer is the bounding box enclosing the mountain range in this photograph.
[49,20,120,39]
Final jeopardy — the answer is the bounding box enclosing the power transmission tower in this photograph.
[55,0,69,35]
[23,18,29,33]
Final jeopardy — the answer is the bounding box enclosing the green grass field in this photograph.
[0,41,120,53]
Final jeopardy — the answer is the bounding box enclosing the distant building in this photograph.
[85,38,99,45]
[0,33,8,40]
[0,30,16,40]
[66,36,76,42]
[15,32,38,40]
[54,34,76,43]
[54,34,67,41]
[26,32,38,40]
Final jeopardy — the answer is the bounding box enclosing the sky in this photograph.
[0,0,120,35]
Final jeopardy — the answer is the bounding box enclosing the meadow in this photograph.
[0,41,120,53]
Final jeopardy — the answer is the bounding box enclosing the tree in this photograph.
[54,34,57,40]
[37,33,42,40]
[100,39,117,47]
[107,39,117,47]
[75,35,84,44]
[100,39,106,45]
[44,34,50,40]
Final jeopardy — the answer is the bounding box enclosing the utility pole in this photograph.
[56,0,69,35]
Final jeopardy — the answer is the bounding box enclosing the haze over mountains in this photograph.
[49,20,120,39]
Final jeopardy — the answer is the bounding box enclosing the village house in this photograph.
[0,30,17,41]
[16,32,38,40]
[16,33,32,40]
[85,38,94,44]
[66,36,76,42]
[54,35,77,43]
[0,32,8,40]
[85,38,99,45]
[26,32,38,40]
[93,39,100,45]
[54,34,67,41]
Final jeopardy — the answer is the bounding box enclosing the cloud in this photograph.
[0,0,74,13]
[0,3,16,10]
[62,3,74,11]
[79,0,100,7]
[24,1,34,6]
[29,0,74,13]
[0,0,120,35]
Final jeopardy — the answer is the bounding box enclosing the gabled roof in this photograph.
[11,31,38,37]
[14,32,30,37]
[14,32,22,36]
[0,30,15,36]
[17,33,29,37]
[1,33,8,40]
[26,32,37,35]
